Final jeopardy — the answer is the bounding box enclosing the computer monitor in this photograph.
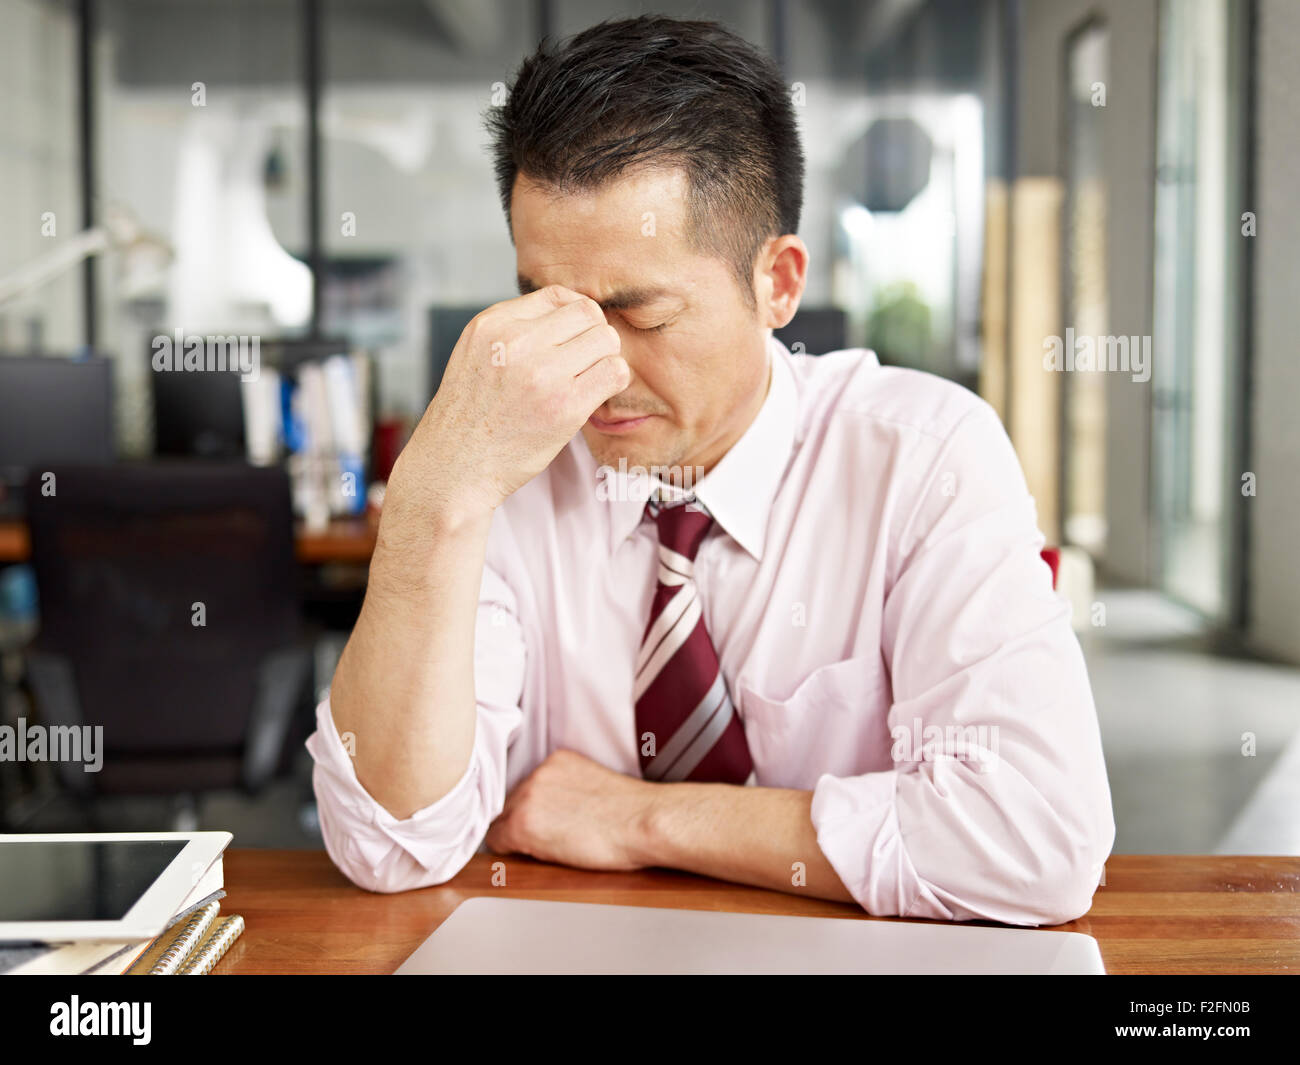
[0,355,114,510]
[775,307,849,357]
[429,306,481,400]
[150,354,246,459]
[259,336,351,377]
[150,335,358,459]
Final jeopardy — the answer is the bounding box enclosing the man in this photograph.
[308,15,1115,926]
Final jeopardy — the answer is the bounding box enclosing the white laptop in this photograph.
[394,897,1106,975]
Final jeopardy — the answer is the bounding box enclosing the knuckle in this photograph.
[460,315,484,347]
[466,306,498,337]
[513,805,539,838]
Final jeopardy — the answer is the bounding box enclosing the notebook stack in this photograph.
[126,901,244,975]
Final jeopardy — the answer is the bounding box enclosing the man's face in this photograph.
[511,166,771,476]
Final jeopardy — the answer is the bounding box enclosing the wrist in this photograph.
[631,781,681,869]
[367,480,493,599]
[383,457,497,536]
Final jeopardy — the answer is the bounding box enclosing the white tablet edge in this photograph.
[0,831,233,943]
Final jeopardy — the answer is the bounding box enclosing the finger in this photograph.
[504,283,589,321]
[570,354,632,417]
[553,320,621,377]
[485,832,511,857]
[485,811,517,849]
[456,295,597,372]
[526,294,609,350]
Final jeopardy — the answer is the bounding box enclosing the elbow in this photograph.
[976,755,1117,927]
[900,847,1107,927]
[1007,856,1103,927]
[993,817,1115,927]
[324,829,484,895]
[909,799,1115,927]
[332,855,404,895]
[311,740,501,894]
[315,790,489,895]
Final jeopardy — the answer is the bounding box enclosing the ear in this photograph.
[754,235,809,330]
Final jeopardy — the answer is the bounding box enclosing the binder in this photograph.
[128,903,244,976]
[177,917,245,975]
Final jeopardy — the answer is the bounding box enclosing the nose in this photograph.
[592,361,654,419]
[603,328,646,388]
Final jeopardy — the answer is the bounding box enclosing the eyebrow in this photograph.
[516,275,678,313]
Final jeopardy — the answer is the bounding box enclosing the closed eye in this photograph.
[625,314,676,334]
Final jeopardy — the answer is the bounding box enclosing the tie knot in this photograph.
[651,502,714,561]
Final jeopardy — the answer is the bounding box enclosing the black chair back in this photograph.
[24,462,306,795]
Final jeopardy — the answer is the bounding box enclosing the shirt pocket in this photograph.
[737,658,893,789]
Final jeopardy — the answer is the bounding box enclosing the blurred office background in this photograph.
[0,0,1295,855]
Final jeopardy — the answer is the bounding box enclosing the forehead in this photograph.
[511,166,697,298]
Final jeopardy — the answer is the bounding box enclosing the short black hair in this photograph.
[485,15,804,307]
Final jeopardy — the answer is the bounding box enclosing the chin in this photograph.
[581,425,683,473]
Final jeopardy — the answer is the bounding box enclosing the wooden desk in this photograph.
[213,850,1300,974]
[293,515,378,563]
[0,520,26,563]
[0,516,378,565]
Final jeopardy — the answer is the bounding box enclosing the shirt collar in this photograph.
[599,334,798,561]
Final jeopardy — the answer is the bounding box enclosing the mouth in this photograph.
[587,412,655,434]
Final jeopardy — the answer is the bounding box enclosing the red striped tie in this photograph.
[634,501,753,784]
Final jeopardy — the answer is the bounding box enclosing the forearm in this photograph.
[640,783,856,905]
[329,462,493,820]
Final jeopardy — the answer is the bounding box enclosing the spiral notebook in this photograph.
[127,901,244,976]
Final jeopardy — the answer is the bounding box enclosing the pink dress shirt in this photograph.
[307,338,1115,925]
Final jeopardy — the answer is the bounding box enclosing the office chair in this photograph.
[22,462,310,810]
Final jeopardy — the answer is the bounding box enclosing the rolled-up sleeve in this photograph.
[810,403,1115,926]
[306,561,526,893]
